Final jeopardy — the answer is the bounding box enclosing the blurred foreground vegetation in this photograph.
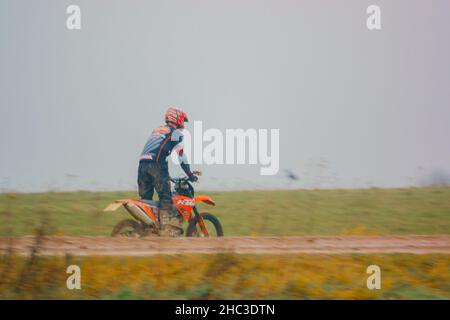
[0,253,448,299]
[0,187,449,236]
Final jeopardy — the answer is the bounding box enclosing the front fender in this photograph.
[194,195,216,206]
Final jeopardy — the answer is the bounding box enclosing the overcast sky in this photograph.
[1,0,449,192]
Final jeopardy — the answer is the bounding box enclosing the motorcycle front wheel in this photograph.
[186,212,224,237]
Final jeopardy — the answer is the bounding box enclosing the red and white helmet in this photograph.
[165,106,189,128]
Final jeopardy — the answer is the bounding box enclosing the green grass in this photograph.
[0,187,449,236]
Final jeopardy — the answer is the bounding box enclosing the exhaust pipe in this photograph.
[124,202,155,226]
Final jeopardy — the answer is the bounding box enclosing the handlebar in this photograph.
[169,170,201,183]
[169,176,190,183]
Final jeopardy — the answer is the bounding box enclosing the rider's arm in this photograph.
[175,142,198,182]
[172,130,197,181]
[175,142,195,179]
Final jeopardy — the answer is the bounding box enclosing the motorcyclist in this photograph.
[137,106,197,236]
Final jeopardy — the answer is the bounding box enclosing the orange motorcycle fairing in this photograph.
[172,195,195,220]
[194,195,216,206]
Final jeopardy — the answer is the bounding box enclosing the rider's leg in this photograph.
[137,161,155,201]
[158,199,172,228]
[152,164,182,235]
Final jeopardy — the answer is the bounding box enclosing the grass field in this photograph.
[0,187,449,300]
[0,187,449,237]
[1,253,448,299]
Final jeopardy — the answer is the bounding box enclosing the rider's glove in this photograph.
[188,174,198,182]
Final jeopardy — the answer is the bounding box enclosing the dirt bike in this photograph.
[104,171,223,237]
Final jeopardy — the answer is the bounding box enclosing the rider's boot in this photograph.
[159,203,183,237]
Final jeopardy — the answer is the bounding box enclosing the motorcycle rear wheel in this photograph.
[186,212,224,237]
[111,219,143,237]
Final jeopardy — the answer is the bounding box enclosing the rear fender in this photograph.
[103,202,122,212]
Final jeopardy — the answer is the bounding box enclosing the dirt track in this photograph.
[0,235,449,256]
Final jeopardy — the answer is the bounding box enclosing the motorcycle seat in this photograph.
[138,199,159,208]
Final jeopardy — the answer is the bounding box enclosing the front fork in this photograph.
[192,206,209,237]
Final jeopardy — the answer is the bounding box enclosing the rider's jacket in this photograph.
[139,124,192,175]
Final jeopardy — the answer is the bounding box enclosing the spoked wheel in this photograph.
[186,212,224,237]
[111,219,143,237]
